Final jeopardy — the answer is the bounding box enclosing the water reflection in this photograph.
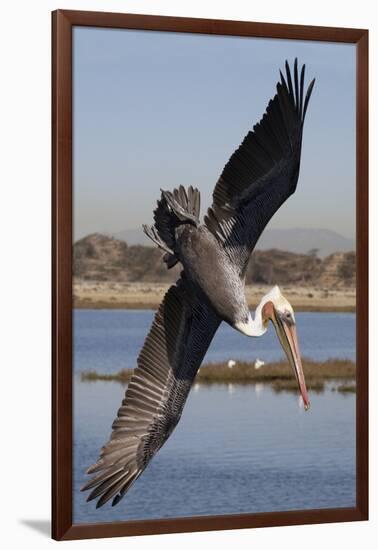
[74,379,355,524]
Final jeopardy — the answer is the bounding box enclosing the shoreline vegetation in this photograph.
[80,358,356,393]
[73,282,356,312]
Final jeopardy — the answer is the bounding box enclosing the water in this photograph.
[73,310,356,524]
[74,310,356,373]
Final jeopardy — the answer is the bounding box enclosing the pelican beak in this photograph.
[271,311,310,410]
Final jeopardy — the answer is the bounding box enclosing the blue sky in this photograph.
[73,27,356,241]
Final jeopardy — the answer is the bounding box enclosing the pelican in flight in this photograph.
[82,59,315,508]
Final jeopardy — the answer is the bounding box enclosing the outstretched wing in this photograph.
[81,278,220,508]
[205,59,315,276]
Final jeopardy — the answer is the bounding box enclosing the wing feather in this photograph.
[81,278,220,508]
[206,59,315,275]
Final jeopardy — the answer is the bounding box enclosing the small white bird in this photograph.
[228,359,236,369]
[254,358,265,370]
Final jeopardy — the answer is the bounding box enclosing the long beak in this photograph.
[273,315,310,410]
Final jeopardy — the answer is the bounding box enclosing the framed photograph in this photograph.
[52,10,368,541]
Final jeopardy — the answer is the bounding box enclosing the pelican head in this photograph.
[235,285,310,410]
[261,286,310,410]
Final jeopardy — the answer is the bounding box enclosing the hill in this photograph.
[73,233,356,288]
[114,226,355,257]
[255,227,355,257]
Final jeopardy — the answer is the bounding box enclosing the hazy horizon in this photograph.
[73,28,356,242]
[75,226,355,258]
[77,224,354,242]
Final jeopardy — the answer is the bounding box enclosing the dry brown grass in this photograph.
[195,358,355,383]
[81,368,132,382]
[80,358,355,391]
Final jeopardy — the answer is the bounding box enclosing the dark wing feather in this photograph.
[206,59,315,275]
[81,278,220,508]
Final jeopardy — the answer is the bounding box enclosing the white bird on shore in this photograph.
[254,358,265,370]
[228,359,236,369]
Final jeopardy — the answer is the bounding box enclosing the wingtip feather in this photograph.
[303,77,316,120]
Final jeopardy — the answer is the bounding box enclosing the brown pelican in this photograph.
[82,59,315,508]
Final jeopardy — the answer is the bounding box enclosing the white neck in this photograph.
[234,301,267,337]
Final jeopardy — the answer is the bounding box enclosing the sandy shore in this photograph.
[73,281,355,312]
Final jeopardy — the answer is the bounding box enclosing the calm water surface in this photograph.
[73,310,356,524]
[74,310,356,373]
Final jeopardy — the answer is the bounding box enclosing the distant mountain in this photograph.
[114,227,355,257]
[115,228,150,246]
[255,228,355,257]
[74,233,356,288]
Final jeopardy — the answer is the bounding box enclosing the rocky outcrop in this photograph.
[73,233,356,288]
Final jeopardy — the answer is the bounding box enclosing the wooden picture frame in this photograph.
[52,9,368,541]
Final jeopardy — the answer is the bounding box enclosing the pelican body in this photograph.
[82,59,315,508]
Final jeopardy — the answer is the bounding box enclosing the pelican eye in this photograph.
[280,310,294,325]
